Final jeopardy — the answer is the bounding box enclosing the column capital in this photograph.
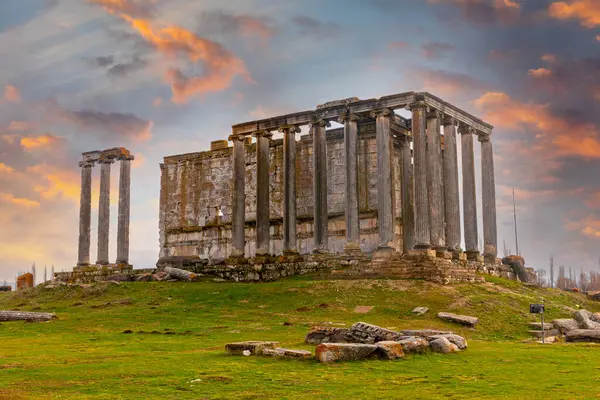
[478,133,491,143]
[370,108,393,118]
[458,124,476,135]
[278,124,301,134]
[427,109,443,120]
[442,116,458,126]
[98,157,115,164]
[310,118,331,128]
[79,160,95,168]
[252,129,273,139]
[337,112,361,124]
[228,133,247,142]
[406,100,428,112]
[118,155,135,161]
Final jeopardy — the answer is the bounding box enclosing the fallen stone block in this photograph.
[134,273,154,282]
[396,337,429,354]
[315,343,377,363]
[437,312,479,327]
[427,334,467,350]
[374,341,405,360]
[430,337,459,353]
[574,310,600,330]
[412,307,429,315]
[552,318,579,334]
[305,327,351,344]
[399,329,454,337]
[565,329,600,343]
[262,348,312,360]
[347,322,399,344]
[528,322,555,330]
[225,341,279,355]
[528,329,560,338]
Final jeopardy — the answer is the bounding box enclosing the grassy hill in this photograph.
[1,275,600,399]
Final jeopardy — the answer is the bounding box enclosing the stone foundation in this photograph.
[55,264,151,284]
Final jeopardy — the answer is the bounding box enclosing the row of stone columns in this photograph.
[228,104,497,262]
[77,153,134,266]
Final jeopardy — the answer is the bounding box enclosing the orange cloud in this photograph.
[20,134,63,150]
[566,215,600,239]
[27,164,81,202]
[0,163,15,173]
[90,0,252,104]
[528,67,552,77]
[548,0,600,28]
[474,92,600,158]
[584,191,600,209]
[8,121,32,131]
[0,193,40,208]
[541,54,557,63]
[597,35,600,40]
[3,85,21,103]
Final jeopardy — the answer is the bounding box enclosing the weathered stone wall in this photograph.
[159,121,406,261]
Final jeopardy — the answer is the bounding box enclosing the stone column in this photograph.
[77,160,94,266]
[480,134,498,263]
[426,110,446,253]
[399,135,415,253]
[281,125,300,254]
[409,101,431,249]
[116,155,134,265]
[158,163,167,259]
[96,158,114,265]
[311,120,330,253]
[371,108,394,252]
[460,125,479,260]
[254,130,272,256]
[442,117,461,254]
[229,134,246,258]
[339,113,360,252]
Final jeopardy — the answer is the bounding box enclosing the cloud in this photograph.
[199,11,277,46]
[410,68,488,97]
[427,0,521,25]
[152,97,162,107]
[20,134,64,150]
[27,164,81,202]
[89,0,253,104]
[421,42,454,58]
[566,215,600,239]
[0,192,40,208]
[542,54,558,63]
[0,163,15,173]
[7,121,33,131]
[91,55,115,67]
[528,67,552,77]
[389,41,410,49]
[548,0,600,28]
[3,85,21,103]
[291,15,342,39]
[107,55,147,77]
[88,0,154,18]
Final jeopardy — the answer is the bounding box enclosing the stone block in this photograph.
[437,312,479,327]
[211,140,229,151]
[396,337,429,354]
[412,307,429,315]
[528,329,560,338]
[305,327,351,344]
[262,348,312,359]
[225,341,279,355]
[437,250,452,259]
[552,318,579,334]
[430,337,459,353]
[428,334,467,350]
[407,249,437,258]
[315,343,377,362]
[347,322,399,344]
[529,322,556,331]
[374,341,405,360]
[399,329,453,337]
[565,329,600,343]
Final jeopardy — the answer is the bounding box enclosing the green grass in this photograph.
[1,275,600,399]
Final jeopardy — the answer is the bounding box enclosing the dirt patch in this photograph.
[354,306,374,313]
[295,307,311,312]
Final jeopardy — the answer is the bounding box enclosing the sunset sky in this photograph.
[0,0,599,283]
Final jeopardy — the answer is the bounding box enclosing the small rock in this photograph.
[396,337,429,354]
[225,341,279,355]
[262,348,312,359]
[430,337,459,353]
[552,318,579,334]
[412,307,429,315]
[242,350,251,356]
[437,312,479,327]
[428,334,467,350]
[565,329,600,343]
[374,341,405,360]
[315,343,377,363]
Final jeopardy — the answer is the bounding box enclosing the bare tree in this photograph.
[31,262,36,287]
[549,255,555,289]
[536,269,548,287]
[44,265,47,283]
[557,265,567,290]
[502,240,512,258]
[580,271,590,292]
[51,265,55,281]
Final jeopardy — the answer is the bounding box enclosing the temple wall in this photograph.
[159,122,406,260]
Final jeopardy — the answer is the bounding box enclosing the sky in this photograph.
[0,0,599,283]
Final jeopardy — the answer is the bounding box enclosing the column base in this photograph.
[312,246,329,255]
[437,250,453,260]
[466,250,482,262]
[344,242,362,255]
[414,243,432,250]
[452,251,467,261]
[407,248,437,258]
[280,250,303,262]
[226,254,248,265]
[434,246,448,258]
[372,245,395,260]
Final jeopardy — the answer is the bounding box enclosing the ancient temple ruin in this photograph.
[75,147,134,270]
[157,92,507,283]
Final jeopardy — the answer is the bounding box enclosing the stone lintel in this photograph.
[100,147,131,161]
[82,150,102,162]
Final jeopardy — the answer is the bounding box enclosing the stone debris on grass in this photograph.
[573,310,600,330]
[374,341,405,360]
[397,337,430,354]
[305,327,351,344]
[412,307,429,315]
[565,329,600,343]
[429,337,459,354]
[399,329,453,337]
[315,343,378,363]
[347,322,400,344]
[262,348,312,360]
[437,312,479,327]
[225,341,279,355]
[552,319,579,334]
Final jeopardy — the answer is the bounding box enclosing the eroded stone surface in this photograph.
[430,337,459,353]
[437,312,479,327]
[374,341,405,360]
[225,341,279,355]
[315,343,377,363]
[305,327,351,344]
[574,310,600,330]
[428,334,467,350]
[262,348,312,359]
[565,329,600,343]
[399,329,453,337]
[528,322,555,330]
[397,337,429,354]
[412,307,429,315]
[347,322,400,344]
[552,319,580,333]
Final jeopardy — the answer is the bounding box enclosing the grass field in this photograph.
[1,275,600,399]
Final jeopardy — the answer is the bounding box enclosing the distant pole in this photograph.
[513,188,520,256]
